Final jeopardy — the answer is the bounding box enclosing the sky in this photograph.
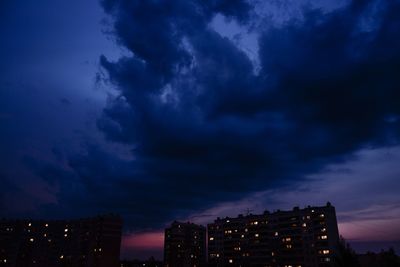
[1,0,400,260]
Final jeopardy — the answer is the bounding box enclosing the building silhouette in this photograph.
[120,257,163,267]
[164,221,206,267]
[0,214,122,267]
[208,202,339,267]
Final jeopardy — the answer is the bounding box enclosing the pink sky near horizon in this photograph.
[120,147,400,259]
[122,231,165,250]
[120,219,400,260]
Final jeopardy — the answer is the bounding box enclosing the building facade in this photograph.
[164,221,206,267]
[120,257,163,267]
[208,203,339,267]
[0,214,122,267]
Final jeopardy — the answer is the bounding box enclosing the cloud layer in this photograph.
[85,0,400,229]
[1,0,400,244]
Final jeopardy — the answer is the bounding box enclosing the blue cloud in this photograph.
[2,0,400,234]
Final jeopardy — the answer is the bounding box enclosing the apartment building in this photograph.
[164,221,206,267]
[207,203,339,267]
[0,214,122,267]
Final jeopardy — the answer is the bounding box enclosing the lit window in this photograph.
[64,228,68,232]
[321,228,327,232]
[255,234,259,237]
[28,223,32,227]
[241,234,245,238]
[274,232,279,236]
[322,250,330,255]
[209,237,214,241]
[45,223,49,227]
[226,220,230,223]
[253,221,258,225]
[60,255,64,259]
[321,235,328,240]
[320,214,325,218]
[29,238,34,242]
[229,259,233,263]
[302,223,307,227]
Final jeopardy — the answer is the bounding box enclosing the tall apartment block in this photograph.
[164,221,206,267]
[0,214,122,267]
[208,203,339,267]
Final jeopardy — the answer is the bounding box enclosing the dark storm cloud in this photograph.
[31,0,400,230]
[257,0,400,156]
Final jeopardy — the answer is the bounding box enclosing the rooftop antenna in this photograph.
[244,208,254,216]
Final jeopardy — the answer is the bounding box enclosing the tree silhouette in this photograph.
[379,248,400,267]
[334,237,361,267]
